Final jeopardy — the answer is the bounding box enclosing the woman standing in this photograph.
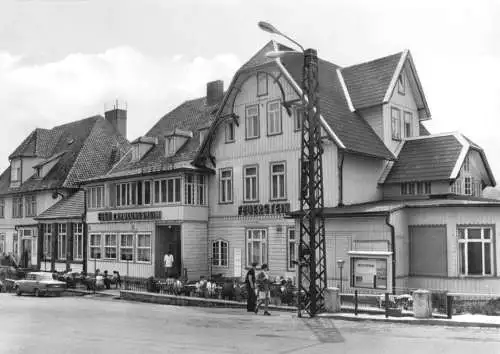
[245,262,257,312]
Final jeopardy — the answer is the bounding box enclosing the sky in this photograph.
[0,0,499,179]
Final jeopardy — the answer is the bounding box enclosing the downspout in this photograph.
[337,150,345,207]
[385,213,396,295]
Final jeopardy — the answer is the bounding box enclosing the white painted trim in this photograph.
[404,131,460,141]
[274,56,346,149]
[348,251,393,257]
[450,133,470,179]
[336,68,355,112]
[383,49,409,103]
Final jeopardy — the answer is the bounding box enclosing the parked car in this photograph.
[14,272,66,297]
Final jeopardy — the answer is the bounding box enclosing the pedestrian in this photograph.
[113,271,122,289]
[103,270,111,289]
[255,264,271,316]
[245,262,258,312]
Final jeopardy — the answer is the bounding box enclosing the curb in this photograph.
[321,314,500,329]
[65,289,118,298]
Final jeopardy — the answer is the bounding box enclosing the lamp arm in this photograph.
[279,33,305,53]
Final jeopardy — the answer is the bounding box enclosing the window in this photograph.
[143,181,152,205]
[104,234,117,259]
[225,122,235,143]
[404,111,412,138]
[166,137,177,157]
[0,233,5,255]
[25,195,37,217]
[270,162,286,200]
[465,176,472,195]
[424,182,431,194]
[197,175,207,205]
[185,174,195,205]
[153,177,182,204]
[463,155,470,172]
[219,168,233,203]
[73,223,83,261]
[116,182,136,207]
[12,197,23,218]
[89,234,102,259]
[11,159,21,182]
[137,234,152,262]
[212,240,228,266]
[88,185,104,209]
[246,229,267,267]
[294,107,303,131]
[120,234,133,261]
[245,105,259,139]
[44,224,52,259]
[391,107,401,140]
[458,227,493,276]
[401,182,431,195]
[397,74,405,95]
[267,100,282,135]
[243,165,258,202]
[57,224,67,260]
[257,72,268,96]
[287,228,296,270]
[0,199,4,218]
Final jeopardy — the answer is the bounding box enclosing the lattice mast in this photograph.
[298,48,328,317]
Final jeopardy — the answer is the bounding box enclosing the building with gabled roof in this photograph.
[0,110,129,273]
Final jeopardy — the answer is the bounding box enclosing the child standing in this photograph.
[254,264,271,316]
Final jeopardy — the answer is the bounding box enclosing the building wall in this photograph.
[406,206,500,294]
[182,221,208,280]
[391,209,409,291]
[342,154,384,205]
[21,157,43,183]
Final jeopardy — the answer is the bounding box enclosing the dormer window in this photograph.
[11,159,21,182]
[131,145,140,162]
[397,74,405,95]
[164,129,193,158]
[225,122,235,143]
[166,137,177,157]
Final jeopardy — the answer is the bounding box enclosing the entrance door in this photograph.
[155,225,181,278]
[21,239,32,268]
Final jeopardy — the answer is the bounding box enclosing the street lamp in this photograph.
[259,21,327,318]
[337,259,345,293]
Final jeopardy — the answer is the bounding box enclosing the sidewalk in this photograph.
[65,287,121,298]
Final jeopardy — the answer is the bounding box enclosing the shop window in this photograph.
[120,234,133,261]
[246,229,267,267]
[243,165,258,202]
[89,234,102,259]
[267,100,282,136]
[73,223,83,261]
[137,234,151,263]
[25,195,37,217]
[391,107,401,141]
[57,224,67,260]
[270,162,286,200]
[104,234,117,260]
[245,105,259,139]
[458,227,493,276]
[219,168,233,203]
[287,228,296,271]
[88,185,104,209]
[212,240,228,267]
[351,257,387,289]
[44,224,52,260]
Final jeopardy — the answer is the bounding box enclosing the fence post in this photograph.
[447,295,453,319]
[354,290,358,316]
[385,293,389,318]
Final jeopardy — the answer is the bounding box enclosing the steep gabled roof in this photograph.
[341,52,403,110]
[419,123,431,136]
[383,133,495,185]
[35,190,84,220]
[0,116,130,194]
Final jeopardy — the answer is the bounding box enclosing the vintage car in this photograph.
[14,272,66,297]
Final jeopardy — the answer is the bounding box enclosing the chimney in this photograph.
[206,80,224,106]
[105,100,127,139]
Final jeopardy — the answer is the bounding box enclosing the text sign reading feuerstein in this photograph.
[237,202,290,216]
[98,211,162,222]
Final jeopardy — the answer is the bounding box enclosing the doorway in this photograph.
[155,225,181,278]
[21,239,32,268]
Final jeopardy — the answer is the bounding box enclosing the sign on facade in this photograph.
[352,257,387,289]
[98,211,162,222]
[237,202,290,216]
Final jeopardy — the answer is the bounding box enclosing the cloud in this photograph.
[0,46,242,171]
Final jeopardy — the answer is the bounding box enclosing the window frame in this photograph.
[266,99,282,136]
[12,197,23,218]
[257,72,268,97]
[397,74,405,95]
[270,161,287,201]
[464,176,472,196]
[136,233,152,263]
[403,111,412,138]
[88,185,104,209]
[73,223,84,261]
[89,233,102,260]
[225,121,235,143]
[119,233,134,262]
[458,226,494,277]
[152,177,182,205]
[185,174,195,206]
[219,168,233,204]
[104,233,118,260]
[391,107,402,141]
[243,164,259,203]
[24,195,37,217]
[294,107,303,132]
[43,224,52,260]
[57,224,67,261]
[245,104,260,140]
[0,198,4,218]
[212,239,229,267]
[287,228,297,271]
[246,228,268,268]
[11,159,21,182]
[197,175,207,205]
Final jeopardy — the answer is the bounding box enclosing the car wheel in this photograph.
[15,287,22,296]
[34,288,40,297]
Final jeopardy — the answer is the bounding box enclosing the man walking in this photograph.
[255,264,271,316]
[245,262,257,312]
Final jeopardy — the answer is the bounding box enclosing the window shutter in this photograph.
[109,184,116,208]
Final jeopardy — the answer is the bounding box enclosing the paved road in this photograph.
[0,293,499,354]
